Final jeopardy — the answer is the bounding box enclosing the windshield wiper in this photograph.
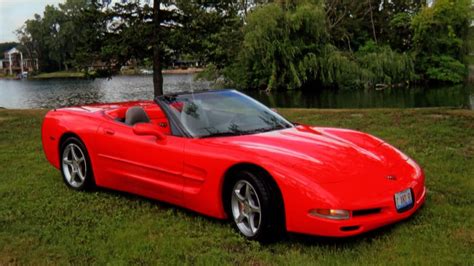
[239,128,274,134]
[201,125,290,139]
[200,132,241,138]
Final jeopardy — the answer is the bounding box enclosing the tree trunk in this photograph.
[153,0,164,97]
[368,0,378,43]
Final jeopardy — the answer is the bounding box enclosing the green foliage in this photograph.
[232,2,331,90]
[424,55,467,83]
[16,0,242,75]
[356,41,416,85]
[411,0,471,83]
[16,0,106,72]
[15,0,473,87]
[224,3,417,90]
[388,12,415,51]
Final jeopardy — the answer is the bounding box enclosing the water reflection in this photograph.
[245,85,474,110]
[0,74,211,109]
[0,74,472,109]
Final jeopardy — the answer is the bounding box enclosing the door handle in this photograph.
[104,128,115,135]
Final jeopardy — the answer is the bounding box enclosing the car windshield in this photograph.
[157,90,293,138]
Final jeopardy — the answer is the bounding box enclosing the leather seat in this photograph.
[125,106,150,126]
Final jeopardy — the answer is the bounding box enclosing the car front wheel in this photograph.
[227,170,284,242]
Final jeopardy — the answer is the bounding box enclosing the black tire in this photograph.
[59,136,95,191]
[225,170,285,242]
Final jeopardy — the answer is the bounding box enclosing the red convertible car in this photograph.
[42,89,425,241]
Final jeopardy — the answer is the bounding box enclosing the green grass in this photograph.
[0,108,473,265]
[0,73,16,79]
[31,71,86,79]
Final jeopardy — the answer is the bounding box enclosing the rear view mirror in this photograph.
[133,123,166,141]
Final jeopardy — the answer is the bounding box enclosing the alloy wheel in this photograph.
[231,180,262,237]
[61,143,87,188]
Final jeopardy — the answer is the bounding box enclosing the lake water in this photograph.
[0,74,473,109]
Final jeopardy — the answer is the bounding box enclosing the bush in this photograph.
[356,41,416,85]
[425,55,467,83]
[411,0,471,83]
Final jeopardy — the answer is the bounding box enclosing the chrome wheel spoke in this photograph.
[244,183,252,201]
[77,168,85,181]
[248,202,260,214]
[230,180,262,237]
[62,143,87,188]
[71,147,79,161]
[70,169,77,182]
[249,213,257,233]
[233,188,245,202]
[236,213,245,223]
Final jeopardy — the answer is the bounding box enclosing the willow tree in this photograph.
[233,1,330,90]
[225,0,418,90]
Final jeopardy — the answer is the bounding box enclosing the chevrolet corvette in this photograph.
[41,89,425,241]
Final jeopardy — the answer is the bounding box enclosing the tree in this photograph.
[101,0,242,96]
[229,1,333,90]
[412,0,471,83]
[152,0,163,96]
[17,0,106,73]
[222,1,418,90]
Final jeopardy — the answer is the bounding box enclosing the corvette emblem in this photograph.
[386,175,397,181]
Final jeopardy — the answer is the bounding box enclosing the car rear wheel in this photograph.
[60,137,94,190]
[227,170,284,242]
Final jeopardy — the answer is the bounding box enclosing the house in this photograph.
[1,47,38,76]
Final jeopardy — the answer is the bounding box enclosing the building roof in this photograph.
[6,47,20,55]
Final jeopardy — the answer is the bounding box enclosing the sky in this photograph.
[0,0,64,43]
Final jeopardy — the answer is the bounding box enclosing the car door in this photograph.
[94,119,185,205]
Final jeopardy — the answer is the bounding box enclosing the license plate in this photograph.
[394,189,413,211]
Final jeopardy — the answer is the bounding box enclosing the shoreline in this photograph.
[0,68,204,80]
[0,76,20,80]
[161,68,203,74]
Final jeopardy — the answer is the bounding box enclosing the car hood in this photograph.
[212,125,411,184]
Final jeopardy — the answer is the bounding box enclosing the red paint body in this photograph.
[42,100,425,237]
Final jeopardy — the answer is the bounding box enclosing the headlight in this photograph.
[308,209,350,220]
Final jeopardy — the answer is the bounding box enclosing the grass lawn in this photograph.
[31,71,86,79]
[0,108,473,264]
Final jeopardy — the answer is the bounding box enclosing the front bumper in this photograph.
[287,185,426,237]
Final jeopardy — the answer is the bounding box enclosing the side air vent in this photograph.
[340,226,360,232]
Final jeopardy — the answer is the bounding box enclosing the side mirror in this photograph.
[133,123,166,141]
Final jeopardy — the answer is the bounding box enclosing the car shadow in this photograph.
[91,186,229,226]
[89,186,424,247]
[284,205,425,247]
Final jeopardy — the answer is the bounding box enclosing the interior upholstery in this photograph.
[125,106,150,126]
